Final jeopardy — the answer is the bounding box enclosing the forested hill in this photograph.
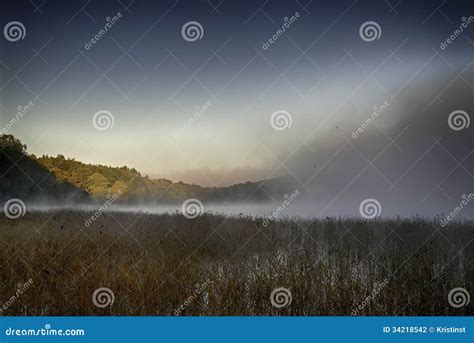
[37,154,203,203]
[36,154,294,203]
[0,134,294,204]
[0,135,90,204]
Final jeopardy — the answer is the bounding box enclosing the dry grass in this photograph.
[0,210,472,316]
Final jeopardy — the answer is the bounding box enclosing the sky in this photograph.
[0,0,473,215]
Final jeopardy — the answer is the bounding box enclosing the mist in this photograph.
[9,74,473,220]
[277,74,474,218]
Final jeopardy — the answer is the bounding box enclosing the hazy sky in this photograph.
[0,0,472,194]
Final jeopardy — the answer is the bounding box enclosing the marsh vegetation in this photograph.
[0,210,472,316]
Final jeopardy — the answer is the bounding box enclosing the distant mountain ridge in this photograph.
[0,135,294,205]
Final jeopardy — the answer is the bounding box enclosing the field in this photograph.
[0,210,472,316]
